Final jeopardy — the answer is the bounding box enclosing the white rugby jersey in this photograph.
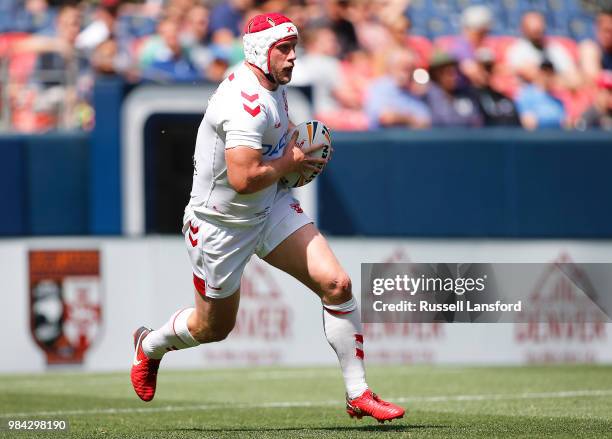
[188,63,291,225]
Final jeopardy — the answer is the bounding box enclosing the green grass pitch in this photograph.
[1,365,611,438]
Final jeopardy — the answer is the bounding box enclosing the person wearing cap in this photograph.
[449,5,494,88]
[514,59,566,130]
[424,50,483,127]
[130,12,406,424]
[576,70,612,129]
[468,48,520,126]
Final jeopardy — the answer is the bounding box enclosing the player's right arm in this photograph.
[226,131,326,194]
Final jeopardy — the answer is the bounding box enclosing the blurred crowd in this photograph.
[0,0,611,132]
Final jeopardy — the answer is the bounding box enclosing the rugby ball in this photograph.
[280,120,332,188]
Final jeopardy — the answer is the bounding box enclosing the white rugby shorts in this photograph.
[183,190,313,299]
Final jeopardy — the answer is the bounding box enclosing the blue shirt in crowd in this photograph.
[365,77,431,129]
[515,84,565,128]
[209,2,243,37]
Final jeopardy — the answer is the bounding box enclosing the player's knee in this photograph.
[323,271,352,305]
[190,322,234,343]
[206,327,232,343]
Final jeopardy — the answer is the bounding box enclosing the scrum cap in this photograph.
[243,13,298,75]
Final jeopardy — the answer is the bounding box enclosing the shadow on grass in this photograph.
[158,424,446,433]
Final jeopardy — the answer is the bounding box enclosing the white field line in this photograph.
[2,389,612,419]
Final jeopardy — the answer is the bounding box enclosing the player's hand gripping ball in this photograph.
[280,120,332,188]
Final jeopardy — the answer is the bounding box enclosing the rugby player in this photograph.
[131,12,405,423]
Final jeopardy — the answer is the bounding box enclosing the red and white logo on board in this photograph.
[514,252,608,363]
[29,250,102,365]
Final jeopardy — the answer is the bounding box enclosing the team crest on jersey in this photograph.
[29,250,102,365]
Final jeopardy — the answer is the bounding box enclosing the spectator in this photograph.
[90,38,119,77]
[209,0,253,38]
[352,1,395,55]
[16,4,82,79]
[389,15,430,64]
[469,48,520,127]
[576,70,612,130]
[352,5,421,74]
[163,0,197,23]
[204,49,231,83]
[15,5,87,129]
[75,0,120,53]
[515,60,566,130]
[291,26,343,115]
[425,51,483,128]
[364,49,430,129]
[181,4,211,71]
[579,11,612,83]
[449,5,493,87]
[323,0,359,58]
[14,0,54,34]
[140,16,202,82]
[507,11,580,87]
[181,3,210,46]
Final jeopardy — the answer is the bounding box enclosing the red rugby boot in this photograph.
[346,389,405,423]
[130,326,161,402]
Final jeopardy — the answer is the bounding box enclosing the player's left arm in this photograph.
[226,131,326,194]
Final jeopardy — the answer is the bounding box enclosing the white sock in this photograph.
[142,307,200,359]
[323,296,368,399]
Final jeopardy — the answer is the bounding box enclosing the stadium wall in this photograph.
[1,237,611,373]
[0,133,89,236]
[320,129,612,238]
[2,82,612,238]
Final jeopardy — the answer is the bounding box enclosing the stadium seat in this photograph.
[0,33,37,84]
[0,32,29,57]
[406,0,431,37]
[406,35,433,68]
[427,16,458,39]
[569,15,596,41]
[117,15,158,39]
[548,35,579,62]
[433,35,455,53]
[9,52,38,84]
[555,86,597,124]
[409,22,428,37]
[429,0,455,15]
[408,0,428,14]
[483,35,518,64]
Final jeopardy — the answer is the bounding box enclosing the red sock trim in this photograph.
[172,308,189,347]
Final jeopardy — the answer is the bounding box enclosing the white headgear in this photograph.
[243,13,298,75]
